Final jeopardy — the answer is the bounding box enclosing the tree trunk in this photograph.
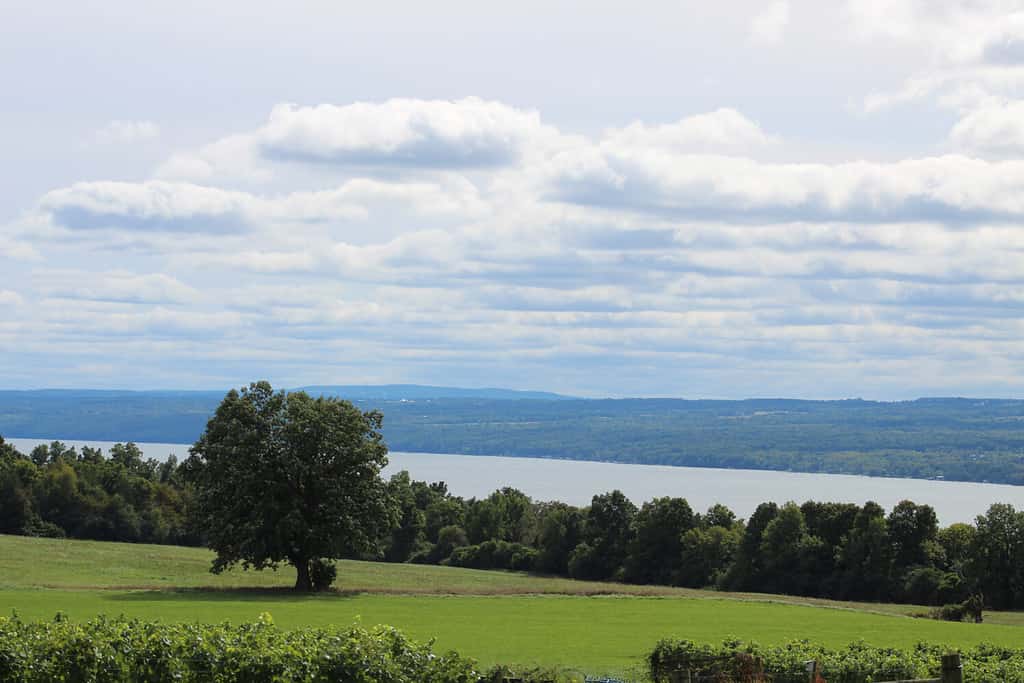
[293,557,312,591]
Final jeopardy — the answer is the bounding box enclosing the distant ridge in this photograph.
[3,390,1024,486]
[297,384,572,401]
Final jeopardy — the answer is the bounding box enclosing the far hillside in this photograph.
[2,390,1024,483]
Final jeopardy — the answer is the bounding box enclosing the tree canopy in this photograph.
[183,381,393,590]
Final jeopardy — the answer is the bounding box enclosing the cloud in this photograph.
[749,1,790,45]
[950,99,1024,157]
[845,0,1024,65]
[39,181,257,233]
[41,271,199,305]
[93,120,160,145]
[602,109,776,153]
[546,149,1024,223]
[849,1,1024,113]
[0,233,41,262]
[34,176,482,238]
[154,98,561,183]
[11,97,1024,397]
[155,134,269,184]
[258,97,549,168]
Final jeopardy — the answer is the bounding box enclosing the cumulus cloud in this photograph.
[39,181,257,233]
[93,119,160,145]
[154,98,562,184]
[602,109,776,154]
[34,176,482,239]
[258,97,549,167]
[546,149,1024,223]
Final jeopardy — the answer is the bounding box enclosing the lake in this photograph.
[8,437,1024,524]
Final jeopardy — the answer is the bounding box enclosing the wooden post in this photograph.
[805,659,819,683]
[941,653,963,683]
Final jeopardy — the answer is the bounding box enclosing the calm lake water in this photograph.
[9,437,1024,524]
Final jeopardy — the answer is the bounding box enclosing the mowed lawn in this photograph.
[3,536,1024,673]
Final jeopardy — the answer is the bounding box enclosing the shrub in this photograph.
[929,595,983,622]
[310,557,337,591]
[410,525,469,565]
[445,540,537,571]
[0,614,480,682]
[566,542,601,580]
[481,664,584,682]
[647,638,1024,683]
[21,516,66,538]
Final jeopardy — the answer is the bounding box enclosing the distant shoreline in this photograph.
[8,437,1024,523]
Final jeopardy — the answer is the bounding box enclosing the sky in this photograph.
[4,0,1024,398]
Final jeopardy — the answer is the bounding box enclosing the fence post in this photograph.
[941,653,962,683]
[804,660,818,683]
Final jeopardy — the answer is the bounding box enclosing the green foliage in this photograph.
[969,503,1024,609]
[0,436,191,545]
[385,471,428,562]
[465,488,535,545]
[901,566,963,606]
[0,614,481,682]
[677,524,740,588]
[624,496,694,585]
[310,558,337,591]
[648,638,1024,683]
[578,490,636,581]
[480,665,584,682]
[183,381,394,590]
[446,540,537,571]
[534,503,584,575]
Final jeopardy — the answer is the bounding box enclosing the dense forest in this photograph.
[4,391,1024,485]
[4,435,1024,611]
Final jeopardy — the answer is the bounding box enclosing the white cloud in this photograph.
[154,98,560,184]
[749,1,790,45]
[546,147,1024,223]
[0,233,41,262]
[849,1,1024,113]
[258,97,550,168]
[41,271,199,304]
[93,120,160,145]
[33,176,484,240]
[155,134,269,183]
[39,181,258,232]
[950,98,1024,157]
[602,109,776,153]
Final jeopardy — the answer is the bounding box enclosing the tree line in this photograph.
[2,383,1023,608]
[4,436,1022,609]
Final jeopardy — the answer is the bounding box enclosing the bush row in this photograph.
[0,614,578,683]
[648,638,1024,683]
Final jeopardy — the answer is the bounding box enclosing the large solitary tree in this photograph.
[184,381,394,590]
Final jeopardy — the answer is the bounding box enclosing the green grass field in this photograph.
[2,535,1023,674]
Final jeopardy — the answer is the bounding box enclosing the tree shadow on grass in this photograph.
[105,587,365,603]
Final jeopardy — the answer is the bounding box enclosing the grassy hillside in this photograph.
[3,535,1024,673]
